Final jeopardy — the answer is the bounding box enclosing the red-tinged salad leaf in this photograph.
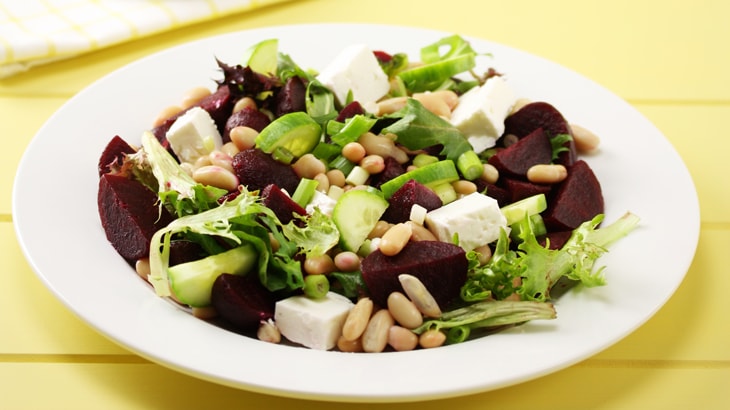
[215,58,281,103]
[381,98,472,161]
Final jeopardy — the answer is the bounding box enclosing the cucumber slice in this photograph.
[332,190,389,252]
[241,38,278,75]
[168,244,257,307]
[500,193,547,225]
[255,112,321,158]
[379,160,459,199]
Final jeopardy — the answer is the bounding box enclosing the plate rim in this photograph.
[12,22,700,402]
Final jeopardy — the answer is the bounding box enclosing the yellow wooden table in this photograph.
[2,0,728,408]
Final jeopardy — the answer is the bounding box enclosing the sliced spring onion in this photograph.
[345,165,370,186]
[456,150,483,181]
[329,155,356,176]
[311,142,342,162]
[379,160,459,199]
[329,114,377,146]
[291,178,319,207]
[412,153,439,168]
[271,146,294,164]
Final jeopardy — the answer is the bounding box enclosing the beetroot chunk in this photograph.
[98,135,135,176]
[501,178,553,203]
[168,240,207,266]
[543,160,604,231]
[369,156,406,188]
[231,148,300,194]
[488,128,552,177]
[223,106,271,142]
[260,184,306,224]
[194,85,234,133]
[97,174,174,261]
[335,101,365,122]
[382,180,442,224]
[475,182,510,207]
[504,101,576,166]
[361,241,467,309]
[211,273,276,332]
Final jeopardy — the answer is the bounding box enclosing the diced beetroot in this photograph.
[196,85,235,133]
[168,240,207,266]
[273,76,306,118]
[231,148,300,194]
[260,184,306,224]
[475,181,510,207]
[97,174,174,261]
[150,116,178,144]
[503,101,576,166]
[543,160,604,231]
[336,101,365,122]
[98,135,135,176]
[361,241,468,309]
[382,180,442,224]
[369,156,406,188]
[501,177,553,203]
[211,273,276,332]
[488,128,552,177]
[223,106,271,142]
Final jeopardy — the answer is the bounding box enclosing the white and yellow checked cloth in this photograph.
[0,0,295,78]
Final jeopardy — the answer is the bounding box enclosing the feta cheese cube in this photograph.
[274,292,354,350]
[316,44,390,112]
[165,107,222,164]
[450,76,517,153]
[424,192,507,251]
[305,189,337,216]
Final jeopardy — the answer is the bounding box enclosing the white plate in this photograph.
[13,23,699,402]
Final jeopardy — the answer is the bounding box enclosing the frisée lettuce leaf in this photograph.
[131,131,227,217]
[462,212,640,303]
[282,208,340,258]
[147,189,304,298]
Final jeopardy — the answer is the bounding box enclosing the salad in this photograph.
[96,35,638,352]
